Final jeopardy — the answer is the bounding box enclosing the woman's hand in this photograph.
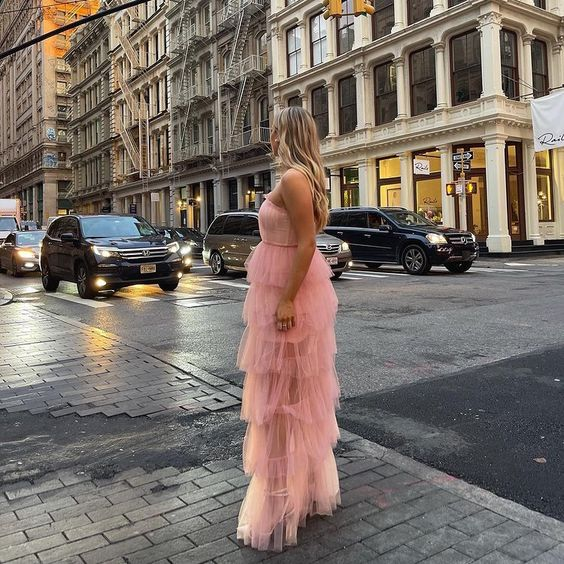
[276,299,296,332]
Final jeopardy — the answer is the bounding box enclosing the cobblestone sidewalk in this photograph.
[0,304,241,419]
[1,429,563,564]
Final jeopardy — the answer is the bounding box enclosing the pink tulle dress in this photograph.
[236,193,341,552]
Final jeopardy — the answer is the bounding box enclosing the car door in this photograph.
[0,233,15,270]
[327,212,368,261]
[57,217,78,278]
[366,212,397,262]
[221,215,244,268]
[43,219,64,274]
[239,214,260,265]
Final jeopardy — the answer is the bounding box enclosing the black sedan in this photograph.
[169,227,204,258]
[0,230,45,276]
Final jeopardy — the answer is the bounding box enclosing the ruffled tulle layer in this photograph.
[237,241,341,552]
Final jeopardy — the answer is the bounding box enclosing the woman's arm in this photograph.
[275,169,317,331]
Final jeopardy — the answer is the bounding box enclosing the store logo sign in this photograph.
[413,159,430,175]
[531,90,564,152]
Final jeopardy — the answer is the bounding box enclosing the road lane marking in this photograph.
[505,262,534,267]
[116,294,160,302]
[208,280,249,289]
[46,293,113,308]
[471,267,528,273]
[173,298,232,308]
[345,272,389,279]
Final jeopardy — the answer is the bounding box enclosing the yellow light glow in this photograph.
[94,278,107,288]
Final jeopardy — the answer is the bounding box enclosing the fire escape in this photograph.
[112,11,150,193]
[217,0,266,156]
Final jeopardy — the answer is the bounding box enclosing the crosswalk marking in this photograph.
[208,280,249,289]
[47,293,113,308]
[173,298,232,308]
[471,267,528,273]
[116,294,160,302]
[343,272,390,279]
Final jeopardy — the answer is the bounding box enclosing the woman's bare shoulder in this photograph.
[281,168,309,187]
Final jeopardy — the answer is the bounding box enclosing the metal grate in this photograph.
[118,247,169,261]
[317,243,340,254]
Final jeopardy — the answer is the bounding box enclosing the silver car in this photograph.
[203,210,352,279]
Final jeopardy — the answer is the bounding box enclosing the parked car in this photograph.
[21,220,41,231]
[154,226,192,272]
[324,206,479,275]
[0,230,45,276]
[203,210,352,278]
[0,216,20,244]
[40,214,185,299]
[173,227,204,258]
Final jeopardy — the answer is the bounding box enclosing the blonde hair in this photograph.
[273,107,329,230]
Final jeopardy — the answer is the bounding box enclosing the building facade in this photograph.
[0,0,97,224]
[270,0,564,252]
[66,17,112,215]
[167,0,272,232]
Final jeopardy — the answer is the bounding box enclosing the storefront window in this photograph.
[341,167,359,207]
[379,157,400,179]
[415,179,442,223]
[536,150,554,222]
[378,156,401,207]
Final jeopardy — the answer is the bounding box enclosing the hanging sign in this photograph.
[413,159,430,175]
[531,89,564,152]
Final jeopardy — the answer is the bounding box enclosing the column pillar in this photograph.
[326,19,336,61]
[398,152,414,209]
[550,42,563,89]
[394,57,407,118]
[42,180,58,222]
[484,135,512,252]
[299,22,308,71]
[141,192,148,220]
[271,27,283,84]
[430,0,445,16]
[329,168,341,209]
[554,149,564,239]
[358,160,369,206]
[327,84,337,136]
[199,181,208,231]
[391,0,405,33]
[523,141,544,245]
[355,64,367,129]
[354,12,371,47]
[213,178,228,215]
[477,12,504,97]
[32,185,39,221]
[438,144,455,227]
[433,42,447,108]
[522,34,535,98]
[366,158,377,206]
[236,176,245,209]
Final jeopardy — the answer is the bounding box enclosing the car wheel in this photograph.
[210,251,227,275]
[401,245,431,275]
[364,263,382,270]
[445,261,472,274]
[41,261,59,291]
[159,281,179,291]
[11,258,21,277]
[76,262,97,299]
[332,271,343,280]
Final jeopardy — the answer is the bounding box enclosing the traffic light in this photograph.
[446,182,456,196]
[353,0,375,16]
[323,0,342,19]
[465,182,477,195]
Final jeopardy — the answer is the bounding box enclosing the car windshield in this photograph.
[0,218,17,230]
[386,211,436,227]
[81,216,157,238]
[176,228,202,239]
[16,231,45,246]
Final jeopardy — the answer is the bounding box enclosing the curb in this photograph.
[338,428,564,543]
[0,288,13,306]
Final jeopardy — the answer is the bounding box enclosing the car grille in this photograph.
[447,235,473,245]
[317,243,340,255]
[118,247,169,261]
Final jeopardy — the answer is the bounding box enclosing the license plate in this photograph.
[326,257,338,265]
[140,264,156,274]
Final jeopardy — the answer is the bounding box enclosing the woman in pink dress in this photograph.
[236,107,341,551]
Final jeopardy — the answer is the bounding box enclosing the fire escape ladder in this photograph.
[230,76,254,147]
[139,100,150,185]
[229,11,251,71]
[115,112,140,169]
[115,66,139,122]
[114,20,140,70]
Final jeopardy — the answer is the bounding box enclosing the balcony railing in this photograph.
[225,126,269,152]
[218,0,263,28]
[175,142,215,162]
[219,55,267,86]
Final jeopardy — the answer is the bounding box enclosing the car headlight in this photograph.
[189,241,198,246]
[92,245,119,258]
[179,244,191,256]
[469,233,476,242]
[426,233,448,245]
[340,242,350,252]
[167,241,180,254]
[17,250,35,259]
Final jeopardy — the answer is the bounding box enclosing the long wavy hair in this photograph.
[273,107,329,230]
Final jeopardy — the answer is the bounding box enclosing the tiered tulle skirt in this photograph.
[236,242,341,552]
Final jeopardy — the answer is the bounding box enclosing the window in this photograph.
[451,30,482,105]
[344,211,366,226]
[373,0,394,40]
[377,157,401,206]
[533,0,546,8]
[224,215,243,234]
[500,30,518,99]
[288,95,301,107]
[337,0,354,55]
[259,98,269,141]
[204,59,212,94]
[339,76,357,134]
[410,47,436,116]
[374,61,397,125]
[287,26,301,77]
[532,40,549,98]
[243,110,251,145]
[310,14,327,66]
[203,4,211,34]
[241,215,259,235]
[208,215,226,234]
[408,0,432,24]
[448,0,467,5]
[257,32,268,58]
[414,149,442,222]
[536,150,553,221]
[341,168,360,207]
[207,117,214,152]
[311,86,329,139]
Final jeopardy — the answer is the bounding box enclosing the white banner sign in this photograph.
[531,89,564,152]
[150,192,160,202]
[413,158,430,175]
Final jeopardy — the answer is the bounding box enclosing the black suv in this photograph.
[324,207,479,275]
[41,214,184,298]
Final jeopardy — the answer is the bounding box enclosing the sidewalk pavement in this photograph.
[1,305,564,563]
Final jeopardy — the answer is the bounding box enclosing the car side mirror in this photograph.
[60,232,77,243]
[379,224,392,232]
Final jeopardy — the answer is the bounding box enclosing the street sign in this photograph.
[129,203,137,214]
[453,162,471,171]
[452,151,473,162]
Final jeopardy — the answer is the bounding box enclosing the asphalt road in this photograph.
[1,256,564,520]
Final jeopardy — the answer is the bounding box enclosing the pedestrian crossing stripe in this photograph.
[173,298,232,308]
[208,280,250,289]
[47,293,113,308]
